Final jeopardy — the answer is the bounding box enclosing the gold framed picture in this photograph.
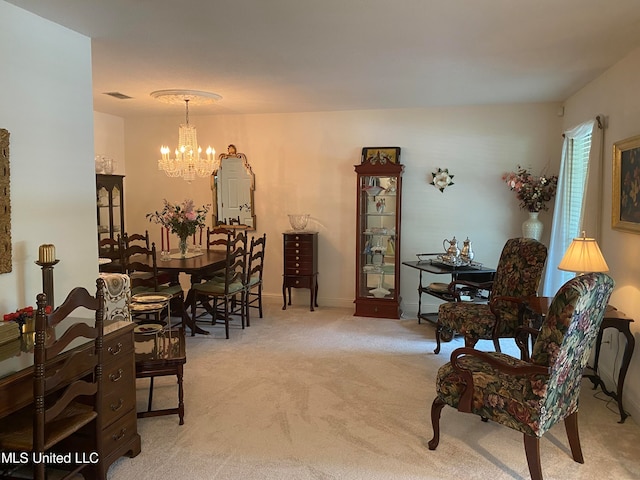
[612,134,640,233]
[361,147,400,165]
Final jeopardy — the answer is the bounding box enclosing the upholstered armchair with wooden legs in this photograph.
[428,273,614,480]
[435,237,547,354]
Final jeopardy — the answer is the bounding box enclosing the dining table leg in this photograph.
[183,288,210,335]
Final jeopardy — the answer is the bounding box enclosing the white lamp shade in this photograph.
[558,233,609,273]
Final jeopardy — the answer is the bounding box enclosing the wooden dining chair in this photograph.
[190,231,247,338]
[122,242,187,329]
[0,279,106,480]
[245,233,267,326]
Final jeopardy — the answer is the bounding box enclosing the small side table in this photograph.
[522,297,635,423]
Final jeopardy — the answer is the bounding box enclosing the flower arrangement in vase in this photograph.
[502,165,558,240]
[147,199,210,257]
[502,165,558,212]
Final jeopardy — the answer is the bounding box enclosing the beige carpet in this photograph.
[108,300,640,479]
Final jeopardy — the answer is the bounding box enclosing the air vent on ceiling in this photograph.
[103,92,133,100]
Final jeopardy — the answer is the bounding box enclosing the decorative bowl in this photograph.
[288,214,310,231]
[362,185,385,197]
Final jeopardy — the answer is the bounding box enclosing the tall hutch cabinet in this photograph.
[354,150,403,318]
[96,174,125,249]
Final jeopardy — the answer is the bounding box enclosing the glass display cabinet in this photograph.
[354,151,403,318]
[96,174,125,246]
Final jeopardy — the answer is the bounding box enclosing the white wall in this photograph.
[123,104,562,310]
[0,1,98,316]
[94,112,126,176]
[563,44,640,421]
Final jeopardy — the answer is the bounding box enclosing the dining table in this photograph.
[130,249,227,335]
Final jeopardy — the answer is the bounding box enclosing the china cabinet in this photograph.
[354,157,403,318]
[96,174,125,248]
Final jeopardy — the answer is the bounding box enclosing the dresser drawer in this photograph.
[104,328,134,361]
[102,356,136,427]
[102,410,138,455]
[284,233,315,243]
[284,275,315,289]
[284,258,315,275]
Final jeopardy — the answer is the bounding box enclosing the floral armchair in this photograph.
[428,272,615,480]
[100,272,131,323]
[435,237,547,354]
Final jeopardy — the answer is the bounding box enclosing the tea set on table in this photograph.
[418,236,478,267]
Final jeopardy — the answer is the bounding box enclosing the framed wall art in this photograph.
[361,147,400,165]
[612,133,640,233]
[0,128,11,273]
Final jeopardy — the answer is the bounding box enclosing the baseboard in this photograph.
[262,293,354,309]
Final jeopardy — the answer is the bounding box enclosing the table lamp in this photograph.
[558,231,609,274]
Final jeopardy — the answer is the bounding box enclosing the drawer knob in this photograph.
[295,280,300,285]
[295,270,300,274]
[108,342,122,356]
[295,250,299,254]
[109,368,124,382]
[295,263,299,267]
[296,256,299,260]
[110,398,124,412]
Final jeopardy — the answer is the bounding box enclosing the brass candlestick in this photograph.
[35,259,59,309]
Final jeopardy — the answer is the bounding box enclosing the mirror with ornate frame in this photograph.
[211,144,256,229]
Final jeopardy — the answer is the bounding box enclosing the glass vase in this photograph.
[179,235,189,258]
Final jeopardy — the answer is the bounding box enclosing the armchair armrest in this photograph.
[450,347,549,412]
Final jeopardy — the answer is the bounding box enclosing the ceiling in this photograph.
[7,0,640,118]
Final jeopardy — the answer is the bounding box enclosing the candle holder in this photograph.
[35,259,59,309]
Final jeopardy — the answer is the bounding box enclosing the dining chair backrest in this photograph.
[123,230,150,249]
[122,243,161,292]
[207,226,236,251]
[247,233,266,284]
[100,272,132,323]
[222,231,247,293]
[99,235,123,261]
[34,279,105,476]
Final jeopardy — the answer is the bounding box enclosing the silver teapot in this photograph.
[442,236,460,261]
[460,237,474,263]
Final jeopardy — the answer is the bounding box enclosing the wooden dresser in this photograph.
[282,232,318,311]
[98,322,141,477]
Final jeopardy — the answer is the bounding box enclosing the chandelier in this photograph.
[151,89,222,182]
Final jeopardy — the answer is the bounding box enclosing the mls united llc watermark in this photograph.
[1,451,99,465]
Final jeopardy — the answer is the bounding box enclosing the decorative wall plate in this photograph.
[430,168,454,192]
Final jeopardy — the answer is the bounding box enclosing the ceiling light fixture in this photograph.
[151,89,222,183]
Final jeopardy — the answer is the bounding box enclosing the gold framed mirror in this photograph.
[211,144,256,229]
